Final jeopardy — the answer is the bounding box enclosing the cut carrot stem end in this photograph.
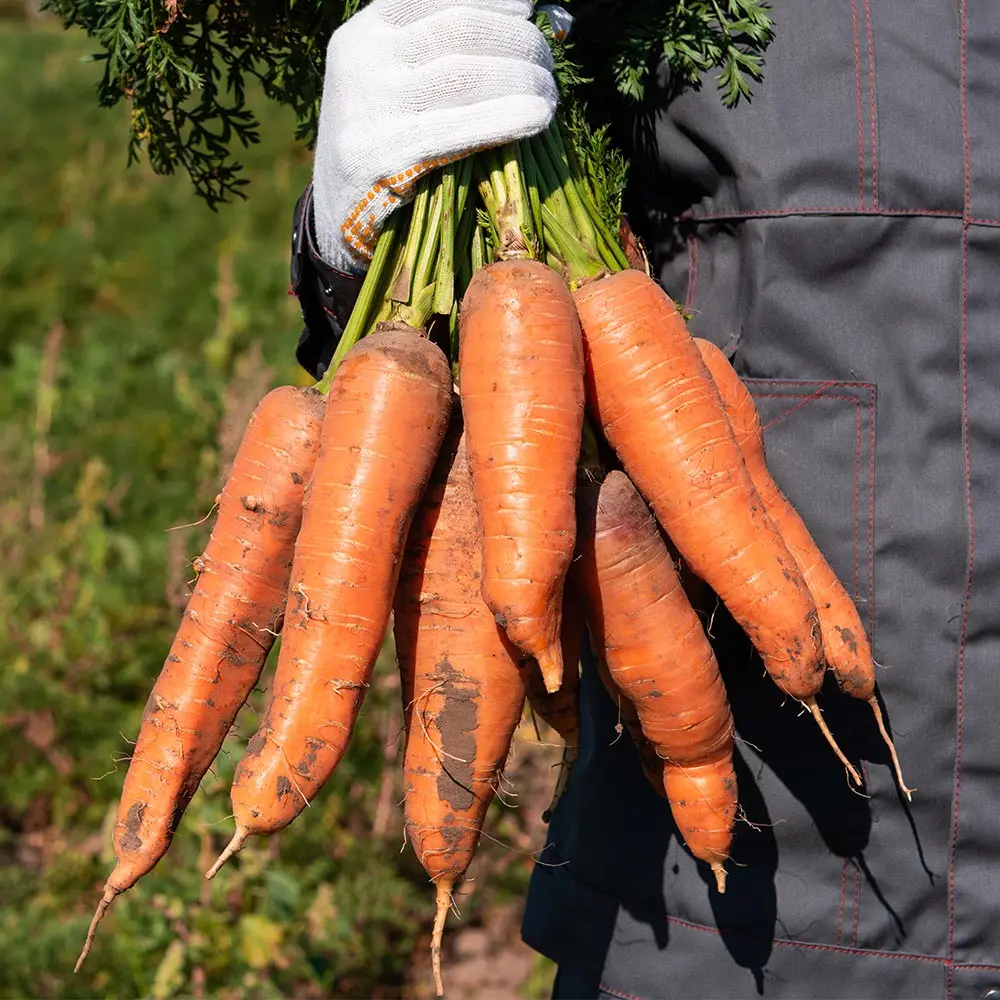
[74,885,119,973]
[431,876,456,997]
[868,695,915,801]
[205,826,249,880]
[803,697,862,786]
[711,861,727,894]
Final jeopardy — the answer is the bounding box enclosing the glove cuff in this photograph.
[290,184,363,380]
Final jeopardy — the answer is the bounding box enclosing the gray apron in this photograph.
[522,3,1000,997]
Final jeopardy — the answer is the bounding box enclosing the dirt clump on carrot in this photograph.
[393,410,527,996]
[459,259,585,695]
[75,384,325,972]
[207,330,453,877]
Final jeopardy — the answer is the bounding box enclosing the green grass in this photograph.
[0,19,549,1000]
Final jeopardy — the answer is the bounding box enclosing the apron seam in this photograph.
[677,207,963,222]
[850,0,866,210]
[864,0,879,209]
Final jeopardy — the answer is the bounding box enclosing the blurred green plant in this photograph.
[0,23,553,999]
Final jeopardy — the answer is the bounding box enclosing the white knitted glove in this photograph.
[312,0,560,274]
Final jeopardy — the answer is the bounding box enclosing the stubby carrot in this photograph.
[695,338,911,797]
[574,271,859,783]
[576,471,737,890]
[459,259,585,694]
[207,329,453,877]
[393,411,527,997]
[75,385,326,971]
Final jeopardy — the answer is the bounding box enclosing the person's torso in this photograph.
[524,4,1000,997]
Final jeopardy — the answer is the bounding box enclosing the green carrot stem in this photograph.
[549,125,631,272]
[541,204,605,285]
[527,134,580,244]
[486,149,508,210]
[594,220,630,273]
[520,140,545,252]
[392,181,430,302]
[455,154,475,220]
[433,163,457,317]
[317,209,406,391]
[413,181,444,298]
[472,225,487,272]
[477,144,535,261]
[539,126,597,251]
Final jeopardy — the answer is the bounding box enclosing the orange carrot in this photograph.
[576,471,737,890]
[207,329,453,877]
[75,385,326,971]
[393,410,527,997]
[459,259,585,694]
[695,338,912,797]
[574,270,859,783]
[590,642,666,799]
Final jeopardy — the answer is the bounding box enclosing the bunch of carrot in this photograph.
[75,89,911,1000]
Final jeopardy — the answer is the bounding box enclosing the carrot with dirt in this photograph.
[75,384,326,972]
[206,328,453,878]
[458,257,585,695]
[393,410,527,997]
[576,470,737,890]
[695,338,912,798]
[573,269,859,785]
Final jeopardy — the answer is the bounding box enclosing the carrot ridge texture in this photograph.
[76,385,326,971]
[574,270,824,702]
[577,471,736,891]
[695,338,910,797]
[393,412,527,996]
[459,259,585,695]
[209,330,453,876]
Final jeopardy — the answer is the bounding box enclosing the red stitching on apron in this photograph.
[678,207,963,222]
[864,0,878,209]
[664,914,951,963]
[948,6,973,996]
[851,0,866,210]
[867,381,877,652]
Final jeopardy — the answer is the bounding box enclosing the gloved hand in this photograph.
[311,0,560,274]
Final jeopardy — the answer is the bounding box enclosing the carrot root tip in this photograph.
[711,862,727,894]
[74,885,119,974]
[867,695,915,801]
[431,876,456,997]
[803,697,862,787]
[205,827,249,880]
[535,649,564,696]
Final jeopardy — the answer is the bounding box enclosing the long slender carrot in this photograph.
[576,471,737,890]
[393,410,527,997]
[694,338,912,798]
[75,385,326,971]
[574,270,859,783]
[206,329,452,877]
[458,258,585,694]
